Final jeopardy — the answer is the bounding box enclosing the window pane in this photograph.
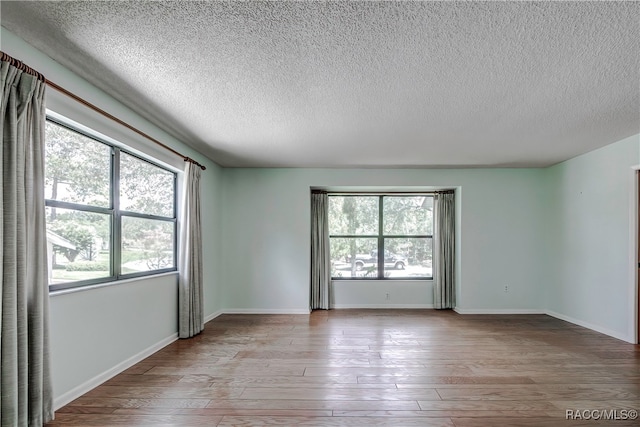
[383,196,433,235]
[122,216,174,273]
[45,121,111,207]
[45,207,111,285]
[120,153,174,217]
[384,237,433,278]
[330,237,378,278]
[328,196,378,235]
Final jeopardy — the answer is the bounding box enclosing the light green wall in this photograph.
[545,134,639,341]
[220,167,548,312]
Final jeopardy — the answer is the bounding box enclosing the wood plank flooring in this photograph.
[46,310,640,426]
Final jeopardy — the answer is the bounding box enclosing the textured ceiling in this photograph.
[1,1,639,167]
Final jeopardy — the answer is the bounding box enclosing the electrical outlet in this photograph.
[504,285,509,293]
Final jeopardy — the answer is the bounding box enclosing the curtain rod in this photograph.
[45,80,206,170]
[0,51,45,81]
[315,190,455,195]
[323,191,436,195]
[1,50,205,171]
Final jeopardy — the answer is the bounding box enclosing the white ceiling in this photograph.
[1,1,638,167]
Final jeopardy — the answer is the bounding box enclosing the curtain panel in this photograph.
[0,58,54,425]
[310,191,330,310]
[178,162,204,338]
[433,191,456,309]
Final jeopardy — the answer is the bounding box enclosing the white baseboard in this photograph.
[544,310,634,343]
[331,304,434,309]
[204,309,224,324]
[222,308,311,315]
[53,333,178,410]
[452,307,634,343]
[454,307,545,315]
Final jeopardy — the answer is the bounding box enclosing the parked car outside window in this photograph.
[346,250,407,271]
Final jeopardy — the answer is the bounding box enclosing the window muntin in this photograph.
[45,118,177,291]
[329,194,433,279]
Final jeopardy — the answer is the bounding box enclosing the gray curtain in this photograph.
[310,191,330,310]
[178,161,203,338]
[1,58,54,425]
[433,191,455,309]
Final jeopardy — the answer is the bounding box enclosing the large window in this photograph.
[45,118,177,291]
[329,194,433,279]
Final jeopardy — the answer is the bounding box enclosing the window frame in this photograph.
[328,193,434,280]
[45,116,178,292]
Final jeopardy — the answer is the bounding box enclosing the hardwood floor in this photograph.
[47,310,640,426]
